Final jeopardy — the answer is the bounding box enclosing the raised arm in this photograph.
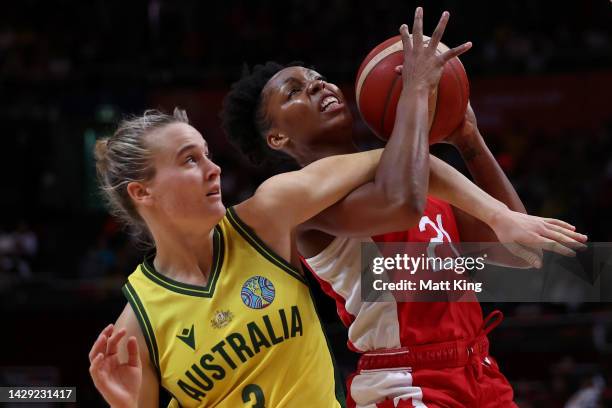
[238,148,382,229]
[443,103,528,245]
[303,139,586,267]
[233,148,383,264]
[427,155,508,227]
[447,104,526,213]
[305,152,506,237]
[369,9,471,226]
[428,155,587,267]
[300,9,472,237]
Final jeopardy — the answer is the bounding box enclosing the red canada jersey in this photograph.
[302,196,483,352]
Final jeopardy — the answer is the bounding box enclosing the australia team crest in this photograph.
[241,276,275,309]
[211,310,234,329]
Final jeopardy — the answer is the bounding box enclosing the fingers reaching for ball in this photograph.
[396,8,472,92]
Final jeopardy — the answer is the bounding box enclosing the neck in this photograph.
[293,140,358,167]
[148,219,216,286]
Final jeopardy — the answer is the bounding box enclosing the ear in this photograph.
[266,130,289,151]
[127,181,153,207]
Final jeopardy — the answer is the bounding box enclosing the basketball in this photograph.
[355,34,470,144]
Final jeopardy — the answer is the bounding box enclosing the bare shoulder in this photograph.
[233,195,281,234]
[115,303,142,337]
[232,199,261,232]
[115,304,161,406]
[232,199,280,238]
[232,196,293,263]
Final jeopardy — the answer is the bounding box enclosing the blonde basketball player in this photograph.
[87,109,385,407]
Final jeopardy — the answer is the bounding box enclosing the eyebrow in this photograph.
[280,76,301,89]
[280,71,324,88]
[176,142,207,159]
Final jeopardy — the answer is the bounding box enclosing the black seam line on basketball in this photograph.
[139,226,224,298]
[226,207,307,285]
[122,282,161,380]
[305,281,347,407]
[379,59,402,137]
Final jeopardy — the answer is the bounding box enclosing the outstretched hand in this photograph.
[489,209,588,268]
[89,324,142,408]
[395,8,472,92]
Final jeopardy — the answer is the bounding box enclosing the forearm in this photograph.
[289,148,383,225]
[376,86,430,212]
[429,155,508,225]
[455,131,526,213]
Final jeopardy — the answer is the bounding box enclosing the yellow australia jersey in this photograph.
[122,207,344,407]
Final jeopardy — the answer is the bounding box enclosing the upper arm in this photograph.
[138,360,160,408]
[232,174,301,261]
[236,168,333,241]
[243,149,383,231]
[114,304,160,408]
[304,181,421,237]
[248,171,307,228]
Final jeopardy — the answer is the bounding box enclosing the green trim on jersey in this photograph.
[305,281,347,407]
[122,282,162,379]
[226,207,306,285]
[140,226,225,298]
[165,392,183,408]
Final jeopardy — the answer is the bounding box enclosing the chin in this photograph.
[210,202,227,220]
[323,114,353,140]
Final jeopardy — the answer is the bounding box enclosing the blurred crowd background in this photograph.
[0,1,611,406]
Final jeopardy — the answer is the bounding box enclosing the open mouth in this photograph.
[320,95,341,112]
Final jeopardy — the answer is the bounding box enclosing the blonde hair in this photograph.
[94,108,189,246]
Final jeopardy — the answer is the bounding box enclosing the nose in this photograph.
[307,78,326,95]
[204,157,221,181]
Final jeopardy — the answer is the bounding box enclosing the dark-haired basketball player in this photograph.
[221,8,587,407]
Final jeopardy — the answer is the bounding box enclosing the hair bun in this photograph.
[94,138,110,171]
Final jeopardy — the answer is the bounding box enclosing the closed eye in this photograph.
[288,86,301,99]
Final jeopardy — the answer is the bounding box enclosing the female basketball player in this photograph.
[221,8,587,407]
[87,109,387,407]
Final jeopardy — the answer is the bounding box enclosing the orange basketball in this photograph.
[355,35,469,143]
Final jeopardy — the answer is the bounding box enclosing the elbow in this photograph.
[378,179,427,229]
[398,181,427,218]
[410,192,427,217]
[387,193,426,229]
[405,196,426,225]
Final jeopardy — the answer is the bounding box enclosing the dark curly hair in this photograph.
[221,61,303,165]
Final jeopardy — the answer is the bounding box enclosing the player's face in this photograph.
[144,123,225,228]
[262,66,353,152]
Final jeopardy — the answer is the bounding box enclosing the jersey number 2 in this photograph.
[242,384,265,408]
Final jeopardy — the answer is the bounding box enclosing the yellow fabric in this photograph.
[124,208,343,407]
